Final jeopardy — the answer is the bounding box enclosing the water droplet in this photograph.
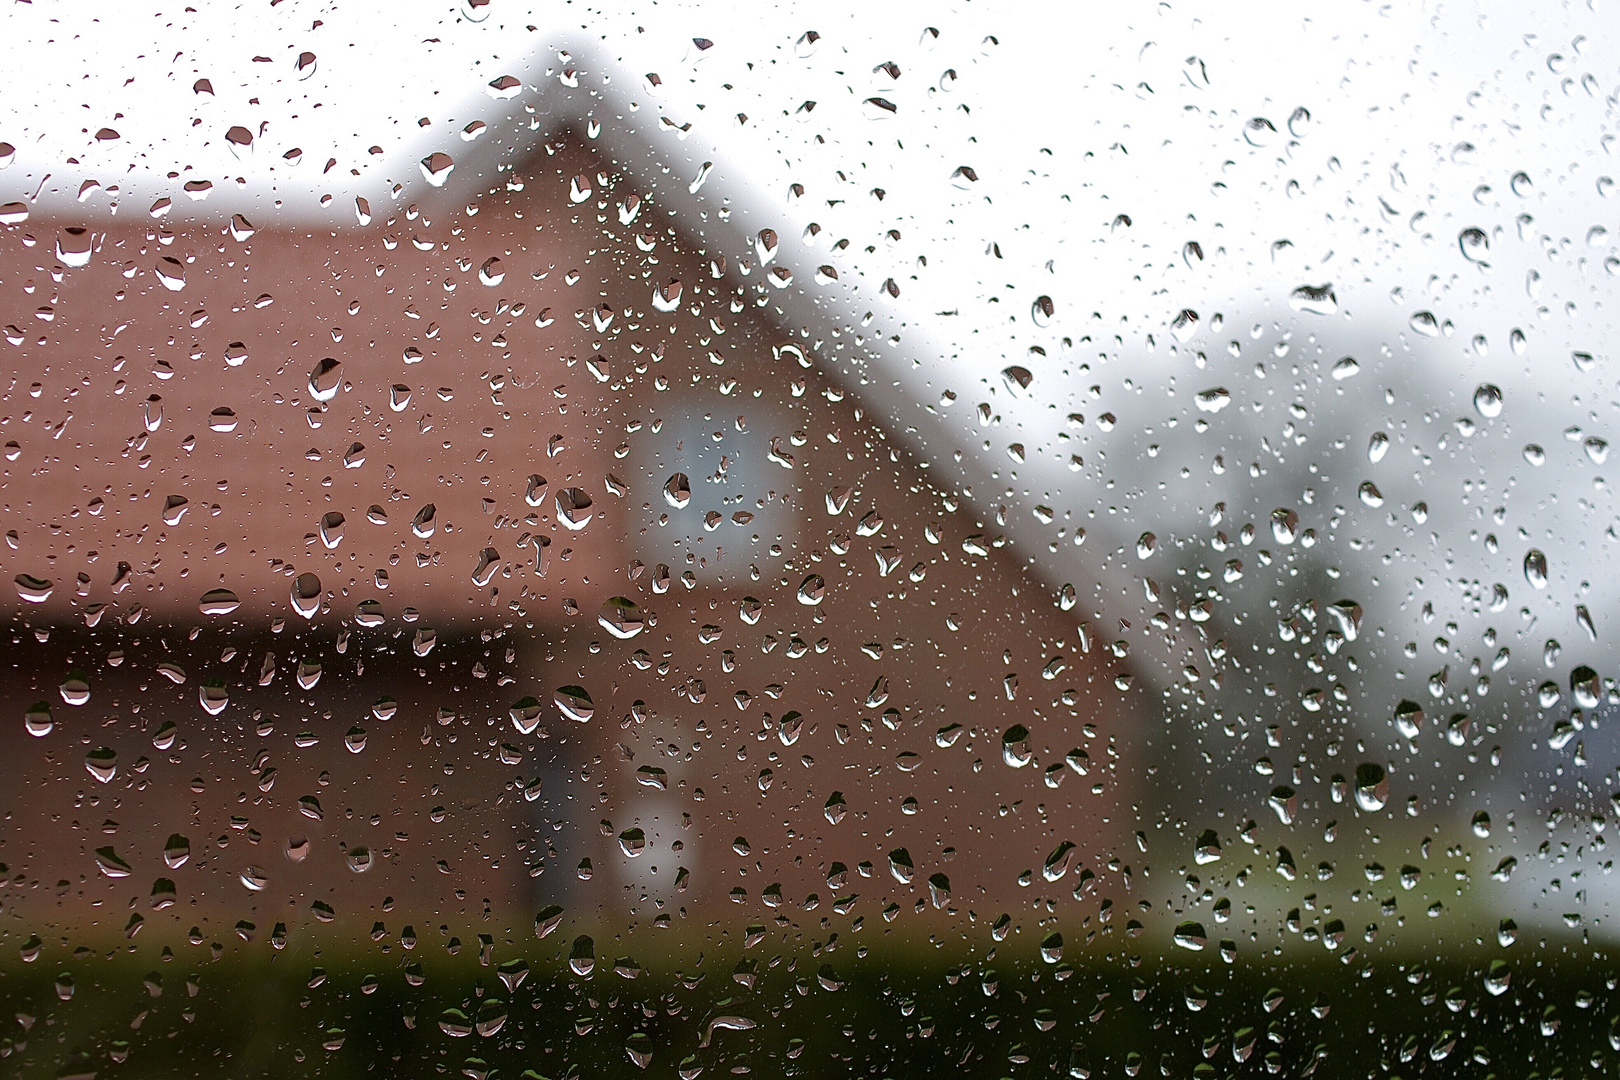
[85,746,117,783]
[597,597,645,639]
[221,125,252,159]
[283,574,322,622]
[664,473,691,508]
[1353,762,1388,811]
[555,685,595,722]
[569,935,596,976]
[24,701,52,737]
[618,828,646,857]
[1169,309,1199,343]
[470,547,501,587]
[1001,365,1034,396]
[755,228,780,265]
[1242,117,1277,147]
[1043,840,1077,880]
[1473,384,1503,418]
[1270,508,1299,545]
[316,512,345,550]
[1458,227,1490,264]
[505,696,542,735]
[199,680,229,715]
[1194,387,1230,413]
[497,958,529,993]
[59,672,90,706]
[1173,921,1207,951]
[307,359,342,405]
[94,847,132,878]
[797,575,826,605]
[56,227,91,268]
[652,279,683,312]
[823,791,847,825]
[1394,699,1424,739]
[1327,600,1363,641]
[556,487,594,529]
[1289,283,1337,315]
[534,905,565,940]
[474,998,507,1038]
[478,257,505,286]
[625,1032,654,1068]
[154,257,186,291]
[1571,665,1601,709]
[929,873,953,909]
[1524,549,1548,589]
[438,1008,473,1037]
[1269,786,1298,825]
[861,96,898,120]
[1002,724,1032,768]
[419,152,455,187]
[1330,356,1360,380]
[15,574,52,603]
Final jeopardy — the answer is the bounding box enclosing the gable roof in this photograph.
[5,29,1206,691]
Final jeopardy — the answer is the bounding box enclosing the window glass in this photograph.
[3,4,1618,1077]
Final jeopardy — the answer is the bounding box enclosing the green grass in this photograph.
[2,926,1614,1080]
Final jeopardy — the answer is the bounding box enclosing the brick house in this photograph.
[0,59,1140,959]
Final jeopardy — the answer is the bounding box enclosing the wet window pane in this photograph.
[3,5,1618,1077]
